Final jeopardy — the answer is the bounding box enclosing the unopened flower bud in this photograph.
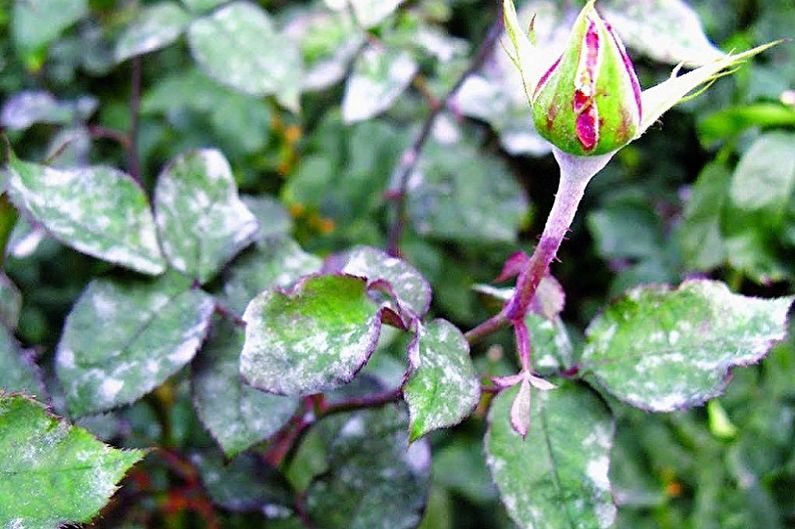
[531,1,642,156]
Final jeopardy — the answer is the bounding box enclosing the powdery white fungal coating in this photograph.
[114,2,191,63]
[240,275,382,396]
[5,159,166,275]
[342,45,418,123]
[403,319,480,441]
[582,279,794,411]
[56,272,215,417]
[192,319,298,457]
[341,246,432,317]
[188,2,302,101]
[485,383,617,529]
[154,149,259,284]
[0,395,143,528]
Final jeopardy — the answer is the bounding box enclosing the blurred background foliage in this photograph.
[0,0,793,528]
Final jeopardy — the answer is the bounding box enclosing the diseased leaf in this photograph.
[192,318,298,457]
[188,1,303,111]
[12,0,88,54]
[0,325,43,396]
[0,91,96,131]
[0,394,144,529]
[304,402,431,529]
[115,2,191,63]
[342,45,417,123]
[729,132,795,215]
[154,149,258,284]
[0,273,22,330]
[192,451,294,514]
[404,319,480,441]
[243,195,293,241]
[181,0,225,13]
[603,0,725,66]
[223,237,322,314]
[240,275,382,396]
[324,0,404,29]
[285,7,364,92]
[340,246,432,317]
[4,157,166,275]
[407,139,528,244]
[485,383,617,529]
[581,280,794,412]
[56,272,215,417]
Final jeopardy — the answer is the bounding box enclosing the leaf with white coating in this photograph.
[342,45,417,123]
[115,2,191,63]
[581,280,794,412]
[188,2,303,111]
[325,0,404,29]
[241,275,382,396]
[0,273,22,330]
[154,149,258,284]
[0,326,43,396]
[223,237,322,314]
[4,157,166,275]
[192,319,298,457]
[304,402,431,529]
[603,0,725,66]
[56,272,215,417]
[403,319,480,441]
[340,246,432,317]
[0,395,144,529]
[485,383,617,529]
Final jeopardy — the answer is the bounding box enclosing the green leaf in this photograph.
[240,275,382,396]
[12,0,88,55]
[243,195,293,241]
[0,325,43,396]
[56,272,215,417]
[407,139,528,244]
[4,158,166,275]
[325,0,404,29]
[729,132,795,217]
[191,451,294,513]
[0,273,22,329]
[0,394,144,529]
[114,2,191,63]
[679,162,731,271]
[181,0,226,13]
[342,45,417,123]
[485,383,617,529]
[697,103,795,144]
[192,318,298,457]
[723,132,795,283]
[141,68,272,155]
[340,245,432,316]
[154,149,258,284]
[223,237,322,314]
[188,1,303,111]
[304,402,431,529]
[0,91,95,131]
[603,0,725,66]
[403,319,480,441]
[581,280,793,411]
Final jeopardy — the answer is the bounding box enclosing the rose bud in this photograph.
[531,1,642,156]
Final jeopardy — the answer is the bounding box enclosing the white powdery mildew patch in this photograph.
[155,149,258,282]
[241,285,380,395]
[342,46,418,123]
[99,378,124,403]
[7,162,165,274]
